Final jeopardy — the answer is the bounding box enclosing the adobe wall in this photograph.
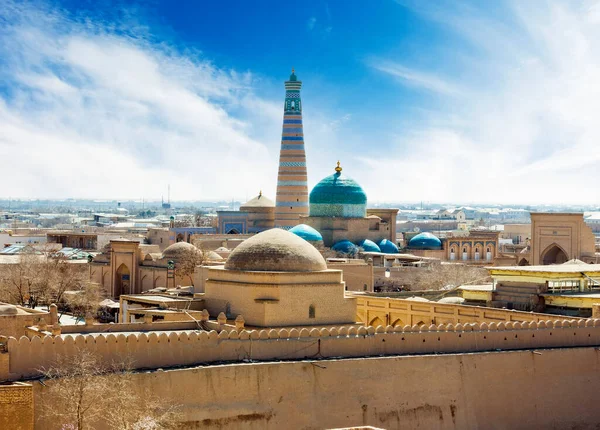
[0,382,33,430]
[32,347,600,430]
[355,296,568,327]
[4,318,600,381]
[328,261,373,292]
[0,308,51,338]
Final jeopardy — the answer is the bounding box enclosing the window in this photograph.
[309,305,316,319]
[548,280,580,293]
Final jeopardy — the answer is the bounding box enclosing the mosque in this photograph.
[217,70,399,255]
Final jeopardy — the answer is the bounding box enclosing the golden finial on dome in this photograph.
[292,67,295,74]
[335,160,342,173]
[259,190,262,197]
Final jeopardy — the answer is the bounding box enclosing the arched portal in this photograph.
[541,244,568,265]
[226,228,240,234]
[115,263,130,297]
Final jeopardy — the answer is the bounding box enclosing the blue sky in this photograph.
[1,0,600,205]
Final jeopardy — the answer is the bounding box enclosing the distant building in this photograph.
[47,231,97,250]
[530,213,596,265]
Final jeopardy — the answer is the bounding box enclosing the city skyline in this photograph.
[1,1,600,205]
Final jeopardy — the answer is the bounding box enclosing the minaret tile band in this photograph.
[275,69,309,229]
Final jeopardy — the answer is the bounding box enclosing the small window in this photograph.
[309,305,315,319]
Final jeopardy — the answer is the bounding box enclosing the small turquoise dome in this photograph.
[357,239,381,253]
[408,232,442,250]
[309,162,367,218]
[379,239,399,254]
[332,240,359,255]
[289,224,323,242]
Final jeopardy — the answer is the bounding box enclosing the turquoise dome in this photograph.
[408,232,442,250]
[289,224,323,242]
[379,239,399,254]
[309,162,367,218]
[357,239,381,253]
[332,240,359,255]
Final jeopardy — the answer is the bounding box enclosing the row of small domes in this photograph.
[287,224,399,255]
[332,238,399,255]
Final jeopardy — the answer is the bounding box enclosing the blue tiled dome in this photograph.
[332,240,359,255]
[357,239,381,253]
[408,232,442,250]
[289,224,323,242]
[378,239,399,254]
[309,162,367,218]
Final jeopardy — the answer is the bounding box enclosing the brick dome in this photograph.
[162,242,201,259]
[224,228,327,272]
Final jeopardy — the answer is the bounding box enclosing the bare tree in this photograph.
[0,251,41,306]
[0,247,86,308]
[376,264,489,292]
[40,350,179,430]
[65,282,105,322]
[173,246,204,287]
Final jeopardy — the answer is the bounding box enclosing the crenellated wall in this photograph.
[4,318,600,382]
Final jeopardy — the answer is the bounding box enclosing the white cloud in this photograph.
[370,61,460,95]
[363,0,600,205]
[307,17,316,31]
[0,1,281,201]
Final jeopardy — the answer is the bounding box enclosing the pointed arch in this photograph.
[541,243,568,265]
[115,263,130,297]
[391,318,404,327]
[369,316,385,327]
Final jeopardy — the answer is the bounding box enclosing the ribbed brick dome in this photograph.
[225,228,327,272]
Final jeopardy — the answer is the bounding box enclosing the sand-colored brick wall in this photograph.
[32,346,600,430]
[0,382,33,430]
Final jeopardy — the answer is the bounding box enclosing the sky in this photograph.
[1,0,600,205]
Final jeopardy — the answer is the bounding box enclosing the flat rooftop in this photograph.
[490,264,600,274]
[459,284,494,291]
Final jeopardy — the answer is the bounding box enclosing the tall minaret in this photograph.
[275,69,309,229]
